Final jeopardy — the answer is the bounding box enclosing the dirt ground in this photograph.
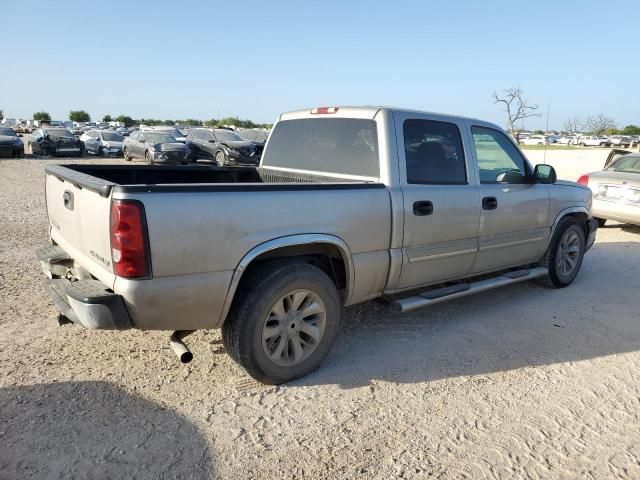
[1,156,640,479]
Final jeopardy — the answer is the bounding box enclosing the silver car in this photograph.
[80,130,125,156]
[579,151,640,226]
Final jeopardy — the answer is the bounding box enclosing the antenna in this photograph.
[543,102,551,165]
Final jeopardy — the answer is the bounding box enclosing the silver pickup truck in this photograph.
[38,106,597,384]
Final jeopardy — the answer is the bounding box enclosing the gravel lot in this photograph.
[1,156,640,479]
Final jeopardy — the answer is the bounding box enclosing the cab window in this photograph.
[403,119,467,184]
[471,126,529,184]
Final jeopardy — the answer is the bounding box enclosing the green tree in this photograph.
[183,118,202,126]
[622,124,640,135]
[33,111,51,122]
[115,115,135,127]
[204,119,218,127]
[69,110,91,123]
[103,115,113,122]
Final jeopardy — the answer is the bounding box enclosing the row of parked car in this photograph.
[519,134,640,147]
[6,123,271,164]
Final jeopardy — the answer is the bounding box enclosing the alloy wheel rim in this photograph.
[261,289,326,367]
[556,229,581,276]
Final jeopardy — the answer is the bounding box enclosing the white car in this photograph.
[577,136,611,147]
[608,135,632,147]
[520,135,549,145]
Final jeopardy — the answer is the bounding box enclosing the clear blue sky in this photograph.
[2,0,638,130]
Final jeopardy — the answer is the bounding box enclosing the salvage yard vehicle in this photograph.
[28,127,84,157]
[519,135,549,145]
[186,128,259,166]
[122,131,190,164]
[577,135,611,147]
[37,106,598,384]
[80,129,125,156]
[578,150,640,227]
[237,128,270,156]
[0,127,24,157]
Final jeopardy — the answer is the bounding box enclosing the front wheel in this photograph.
[145,150,153,165]
[223,262,341,384]
[123,147,132,161]
[215,151,226,166]
[537,217,586,288]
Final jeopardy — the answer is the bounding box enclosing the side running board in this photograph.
[389,267,548,313]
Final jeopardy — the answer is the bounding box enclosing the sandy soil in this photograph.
[1,156,640,479]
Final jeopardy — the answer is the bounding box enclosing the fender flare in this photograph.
[217,234,355,327]
[545,206,589,250]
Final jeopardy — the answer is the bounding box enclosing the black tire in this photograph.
[215,150,226,167]
[537,217,586,288]
[222,262,341,384]
[596,217,607,228]
[123,147,132,162]
[145,150,153,165]
[579,143,586,147]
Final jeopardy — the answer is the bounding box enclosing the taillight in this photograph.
[110,200,151,278]
[577,174,589,185]
[311,107,339,114]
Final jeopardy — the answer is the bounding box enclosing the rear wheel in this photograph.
[537,217,586,288]
[215,151,226,167]
[223,262,341,384]
[579,142,586,147]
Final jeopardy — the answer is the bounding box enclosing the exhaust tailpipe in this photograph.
[169,330,195,364]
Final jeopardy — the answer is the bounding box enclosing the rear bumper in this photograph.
[592,198,640,226]
[36,244,132,330]
[585,218,598,252]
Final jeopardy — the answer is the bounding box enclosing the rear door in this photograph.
[396,113,481,289]
[468,123,550,274]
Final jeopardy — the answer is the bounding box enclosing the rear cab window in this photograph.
[403,119,467,184]
[262,118,380,178]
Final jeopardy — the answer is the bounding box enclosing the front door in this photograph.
[396,115,481,290]
[468,124,550,274]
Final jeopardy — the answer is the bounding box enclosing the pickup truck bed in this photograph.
[45,164,379,197]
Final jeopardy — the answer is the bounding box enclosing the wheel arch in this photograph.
[545,207,589,250]
[217,234,355,327]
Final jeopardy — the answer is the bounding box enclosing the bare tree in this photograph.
[563,117,582,134]
[492,88,541,142]
[583,114,616,136]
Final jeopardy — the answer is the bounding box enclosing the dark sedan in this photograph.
[186,128,259,166]
[0,127,25,157]
[123,131,191,164]
[28,128,83,157]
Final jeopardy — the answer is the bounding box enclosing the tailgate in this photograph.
[46,172,115,287]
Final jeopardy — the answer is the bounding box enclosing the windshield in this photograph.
[214,130,243,142]
[145,133,176,144]
[0,128,17,136]
[608,155,640,174]
[101,131,124,142]
[158,128,183,137]
[45,129,74,138]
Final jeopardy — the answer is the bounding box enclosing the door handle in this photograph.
[482,196,498,210]
[413,200,434,216]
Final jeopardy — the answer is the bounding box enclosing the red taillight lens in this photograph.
[110,200,151,278]
[577,174,589,185]
[311,107,339,114]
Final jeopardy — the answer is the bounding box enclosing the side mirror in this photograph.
[533,164,557,184]
[208,139,216,143]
